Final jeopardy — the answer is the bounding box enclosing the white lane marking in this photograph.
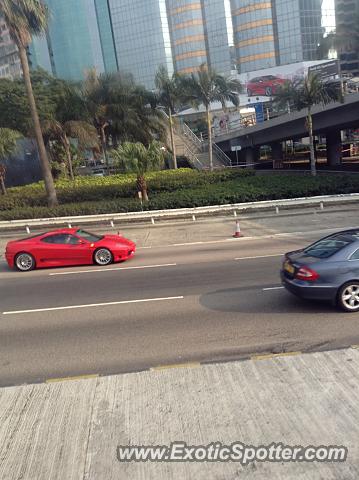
[235,254,284,261]
[49,263,177,276]
[171,238,254,246]
[2,296,184,315]
[263,286,285,291]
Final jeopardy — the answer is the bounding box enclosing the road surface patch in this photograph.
[46,374,99,383]
[150,362,201,371]
[251,351,302,361]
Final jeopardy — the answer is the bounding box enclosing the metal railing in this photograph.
[212,143,232,166]
[180,122,203,151]
[184,144,204,170]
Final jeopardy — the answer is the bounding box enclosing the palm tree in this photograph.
[111,141,165,201]
[0,0,58,206]
[0,128,22,194]
[179,64,241,171]
[155,66,183,169]
[275,74,341,176]
[42,120,98,180]
[84,71,165,174]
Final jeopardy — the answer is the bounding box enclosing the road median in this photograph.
[1,192,359,232]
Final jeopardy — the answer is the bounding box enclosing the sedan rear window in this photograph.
[304,235,354,258]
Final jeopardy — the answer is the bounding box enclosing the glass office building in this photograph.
[95,0,119,73]
[275,0,323,65]
[166,0,231,75]
[30,0,113,81]
[0,16,22,79]
[106,0,173,88]
[231,0,277,72]
[335,0,359,76]
[231,0,324,73]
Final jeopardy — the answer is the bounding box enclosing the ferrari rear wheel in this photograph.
[94,248,113,266]
[15,253,35,272]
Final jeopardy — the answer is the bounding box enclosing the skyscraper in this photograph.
[166,0,231,75]
[335,0,359,76]
[275,0,323,65]
[104,0,173,88]
[230,0,324,73]
[0,16,21,79]
[231,0,277,73]
[31,0,116,81]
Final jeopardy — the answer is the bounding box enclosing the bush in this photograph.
[0,168,254,211]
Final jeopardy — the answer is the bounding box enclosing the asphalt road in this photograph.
[1,230,359,387]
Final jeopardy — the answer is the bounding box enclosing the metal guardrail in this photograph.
[1,193,359,231]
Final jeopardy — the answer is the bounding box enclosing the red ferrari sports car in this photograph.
[246,75,286,97]
[5,228,136,272]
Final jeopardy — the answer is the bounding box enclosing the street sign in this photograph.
[254,103,264,123]
[231,145,242,152]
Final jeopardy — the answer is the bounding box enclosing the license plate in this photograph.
[284,261,295,274]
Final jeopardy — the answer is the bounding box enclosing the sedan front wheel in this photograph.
[338,282,359,312]
[94,248,113,266]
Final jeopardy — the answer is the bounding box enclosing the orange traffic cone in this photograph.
[233,220,243,238]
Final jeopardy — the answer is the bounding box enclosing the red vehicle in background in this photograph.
[5,228,136,271]
[246,75,286,97]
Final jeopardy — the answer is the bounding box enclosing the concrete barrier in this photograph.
[1,193,359,231]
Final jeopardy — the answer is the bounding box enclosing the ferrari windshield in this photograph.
[76,230,103,242]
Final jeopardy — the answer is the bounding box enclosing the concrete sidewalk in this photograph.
[1,348,358,480]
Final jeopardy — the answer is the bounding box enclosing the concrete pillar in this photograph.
[243,147,259,168]
[271,142,283,168]
[327,131,342,167]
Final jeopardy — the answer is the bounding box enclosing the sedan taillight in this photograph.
[295,266,319,282]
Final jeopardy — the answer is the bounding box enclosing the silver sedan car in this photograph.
[281,229,359,312]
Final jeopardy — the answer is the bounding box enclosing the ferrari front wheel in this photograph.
[94,248,113,266]
[15,252,35,272]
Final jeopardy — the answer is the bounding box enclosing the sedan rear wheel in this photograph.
[15,253,35,272]
[338,283,359,312]
[94,248,113,266]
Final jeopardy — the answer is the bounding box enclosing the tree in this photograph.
[42,120,98,180]
[179,64,241,171]
[0,1,58,206]
[111,141,165,201]
[155,66,183,169]
[42,85,99,180]
[0,69,78,134]
[275,74,342,176]
[0,128,22,194]
[84,71,165,174]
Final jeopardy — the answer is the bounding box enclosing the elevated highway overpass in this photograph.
[215,93,359,166]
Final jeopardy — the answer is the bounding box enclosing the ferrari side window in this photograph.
[41,234,79,244]
[67,235,80,245]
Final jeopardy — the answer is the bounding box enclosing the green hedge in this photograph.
[0,168,254,211]
[1,173,359,220]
